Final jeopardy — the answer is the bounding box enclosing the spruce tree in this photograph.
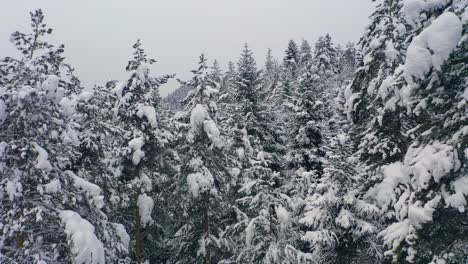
[313,34,339,77]
[0,10,111,263]
[167,54,233,263]
[112,39,172,264]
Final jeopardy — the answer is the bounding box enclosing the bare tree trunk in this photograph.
[16,208,24,249]
[203,204,210,264]
[135,205,142,264]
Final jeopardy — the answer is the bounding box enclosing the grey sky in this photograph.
[0,0,375,96]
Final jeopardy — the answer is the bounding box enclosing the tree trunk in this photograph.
[135,205,142,264]
[203,204,210,264]
[16,208,24,249]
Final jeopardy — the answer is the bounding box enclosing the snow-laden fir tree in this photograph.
[344,0,409,169]
[299,39,313,72]
[217,43,300,264]
[271,40,299,108]
[313,34,339,77]
[209,59,223,85]
[341,5,410,260]
[283,39,300,78]
[362,2,467,262]
[111,39,172,264]
[167,54,234,264]
[260,49,280,104]
[72,83,134,263]
[337,42,357,83]
[293,59,382,264]
[0,10,113,264]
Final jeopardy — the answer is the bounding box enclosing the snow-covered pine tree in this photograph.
[345,0,409,169]
[271,40,299,108]
[313,34,339,78]
[341,5,410,260]
[209,59,223,85]
[337,42,357,83]
[0,10,110,264]
[167,54,233,263]
[293,59,382,263]
[112,39,172,264]
[72,83,133,262]
[365,2,467,262]
[283,39,300,79]
[299,39,313,72]
[260,49,280,104]
[286,61,324,186]
[217,43,299,264]
[221,61,237,96]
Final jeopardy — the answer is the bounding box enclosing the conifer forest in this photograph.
[0,1,467,263]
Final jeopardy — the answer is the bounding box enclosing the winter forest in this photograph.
[0,1,467,264]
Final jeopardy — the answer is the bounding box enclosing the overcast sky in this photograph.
[0,0,376,96]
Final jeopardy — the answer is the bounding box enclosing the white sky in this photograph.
[0,0,376,96]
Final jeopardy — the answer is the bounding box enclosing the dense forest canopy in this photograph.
[0,1,467,263]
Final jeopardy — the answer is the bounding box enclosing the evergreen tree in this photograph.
[73,84,132,262]
[314,34,339,77]
[0,10,112,264]
[219,44,296,263]
[261,48,280,103]
[337,42,357,82]
[209,59,223,85]
[112,39,172,264]
[167,54,233,263]
[366,3,467,263]
[283,39,300,78]
[299,39,313,71]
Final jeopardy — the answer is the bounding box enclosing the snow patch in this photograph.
[405,142,459,190]
[402,0,450,27]
[32,143,52,172]
[128,137,145,165]
[67,171,101,197]
[402,12,462,84]
[5,179,22,201]
[44,179,61,194]
[136,104,158,128]
[59,210,105,264]
[186,171,214,197]
[203,119,223,147]
[245,219,255,247]
[276,206,289,226]
[112,223,130,253]
[137,194,154,227]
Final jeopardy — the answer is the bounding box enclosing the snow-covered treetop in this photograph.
[313,34,339,76]
[10,9,53,60]
[126,39,156,71]
[182,54,219,111]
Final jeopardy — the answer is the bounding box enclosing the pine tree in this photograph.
[73,84,132,262]
[274,40,300,105]
[235,44,260,116]
[0,10,109,263]
[314,34,339,77]
[367,3,467,263]
[112,39,172,264]
[337,42,357,83]
[345,0,409,168]
[299,39,313,71]
[218,44,297,263]
[293,62,382,264]
[283,40,300,78]
[261,49,280,102]
[209,59,223,85]
[167,54,234,263]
